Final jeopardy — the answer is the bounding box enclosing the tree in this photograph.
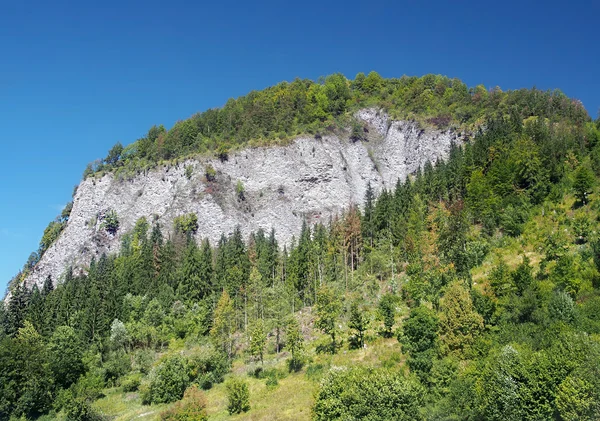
[348,300,369,349]
[573,164,595,204]
[160,385,208,421]
[210,290,235,358]
[438,281,483,356]
[226,377,250,414]
[400,305,439,380]
[315,286,342,354]
[556,375,599,421]
[48,325,84,389]
[109,319,129,351]
[145,354,189,404]
[285,316,304,372]
[173,213,199,237]
[104,142,124,166]
[5,282,29,336]
[378,293,397,338]
[248,319,267,365]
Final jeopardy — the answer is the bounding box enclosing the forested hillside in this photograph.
[2,73,600,420]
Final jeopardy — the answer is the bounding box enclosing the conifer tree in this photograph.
[315,286,342,354]
[211,290,236,358]
[248,319,267,365]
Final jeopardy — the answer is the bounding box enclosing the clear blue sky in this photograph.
[1,0,598,293]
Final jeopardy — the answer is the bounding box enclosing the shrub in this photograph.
[236,180,245,201]
[216,145,229,162]
[205,164,216,182]
[160,386,208,421]
[187,347,229,390]
[174,214,198,236]
[103,351,131,386]
[184,165,193,180]
[121,373,142,392]
[265,374,278,389]
[313,366,425,421]
[226,377,250,415]
[100,209,119,234]
[144,354,190,404]
[133,349,154,374]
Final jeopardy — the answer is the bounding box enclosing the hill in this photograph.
[2,72,600,420]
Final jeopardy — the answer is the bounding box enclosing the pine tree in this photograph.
[41,275,53,297]
[26,285,44,334]
[349,300,369,349]
[177,241,205,304]
[6,282,29,336]
[362,181,376,249]
[248,319,267,364]
[315,286,342,354]
[285,315,304,371]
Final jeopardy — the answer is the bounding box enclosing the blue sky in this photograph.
[1,0,599,293]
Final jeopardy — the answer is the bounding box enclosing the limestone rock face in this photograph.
[24,109,463,289]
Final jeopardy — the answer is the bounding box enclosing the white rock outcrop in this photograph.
[24,109,463,289]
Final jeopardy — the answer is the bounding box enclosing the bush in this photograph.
[226,377,250,415]
[121,373,142,392]
[133,349,155,374]
[184,165,193,180]
[100,209,119,234]
[313,366,425,421]
[236,180,245,201]
[143,354,190,404]
[160,386,208,421]
[103,351,130,386]
[173,214,198,236]
[205,164,216,182]
[187,347,229,390]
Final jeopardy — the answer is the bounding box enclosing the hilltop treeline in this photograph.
[86,72,589,179]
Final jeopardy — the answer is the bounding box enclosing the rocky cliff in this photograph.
[24,109,464,289]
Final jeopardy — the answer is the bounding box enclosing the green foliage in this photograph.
[187,346,229,390]
[573,164,595,204]
[235,180,245,201]
[184,165,193,180]
[4,78,600,419]
[160,385,208,421]
[556,375,600,421]
[204,164,216,181]
[348,300,369,349]
[173,213,198,236]
[100,209,119,234]
[400,305,439,380]
[438,281,483,356]
[39,220,65,256]
[315,286,343,354]
[48,325,84,389]
[225,377,250,415]
[120,373,141,392]
[313,366,425,421]
[143,354,189,404]
[210,290,235,358]
[248,319,267,364]
[378,293,397,338]
[285,316,305,372]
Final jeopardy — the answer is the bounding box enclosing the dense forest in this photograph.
[2,73,600,420]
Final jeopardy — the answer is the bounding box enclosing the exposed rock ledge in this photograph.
[24,109,464,290]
